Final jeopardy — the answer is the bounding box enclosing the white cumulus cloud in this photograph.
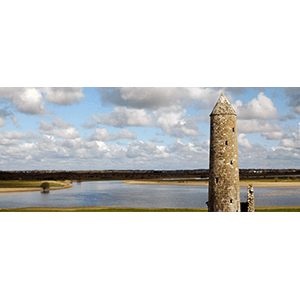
[233,92,278,120]
[90,128,137,142]
[238,134,252,148]
[42,87,84,105]
[97,87,226,110]
[90,107,154,127]
[237,119,281,134]
[0,87,84,115]
[39,117,80,139]
[154,106,202,138]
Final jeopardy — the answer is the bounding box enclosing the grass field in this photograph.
[1,206,300,212]
[0,180,64,188]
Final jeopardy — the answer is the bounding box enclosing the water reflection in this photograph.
[0,181,300,209]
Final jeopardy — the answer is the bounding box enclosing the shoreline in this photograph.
[0,181,73,194]
[122,180,300,188]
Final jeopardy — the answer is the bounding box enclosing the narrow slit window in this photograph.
[216,178,219,184]
[225,141,228,145]
[232,128,235,132]
[230,160,233,165]
[230,199,233,203]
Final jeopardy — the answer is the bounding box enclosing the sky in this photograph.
[0,87,299,170]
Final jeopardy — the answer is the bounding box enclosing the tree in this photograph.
[40,182,50,193]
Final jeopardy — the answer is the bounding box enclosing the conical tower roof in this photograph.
[210,93,236,116]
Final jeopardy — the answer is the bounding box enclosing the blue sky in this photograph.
[0,87,299,170]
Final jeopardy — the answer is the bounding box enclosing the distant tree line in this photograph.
[0,169,299,181]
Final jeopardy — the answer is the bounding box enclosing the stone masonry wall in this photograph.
[208,114,241,212]
[247,185,255,212]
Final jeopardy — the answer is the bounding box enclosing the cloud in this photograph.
[232,92,293,142]
[0,130,39,146]
[267,146,300,168]
[89,105,203,138]
[90,107,154,127]
[0,87,84,115]
[0,108,18,127]
[261,122,300,167]
[238,143,269,168]
[285,87,300,114]
[237,119,281,134]
[81,122,97,129]
[279,139,298,148]
[126,141,170,159]
[89,128,137,142]
[97,87,226,110]
[39,117,80,139]
[154,106,203,138]
[0,87,48,115]
[233,92,278,120]
[97,87,183,110]
[169,139,208,156]
[0,117,5,127]
[150,137,164,143]
[261,131,289,140]
[42,87,85,105]
[219,87,265,96]
[238,134,252,148]
[1,130,39,141]
[277,122,300,148]
[278,112,297,121]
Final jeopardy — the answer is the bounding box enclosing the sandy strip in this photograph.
[0,181,73,193]
[240,181,300,188]
[123,180,300,188]
[123,180,209,186]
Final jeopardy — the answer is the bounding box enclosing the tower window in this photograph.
[232,128,235,132]
[230,160,233,165]
[216,178,219,184]
[230,199,232,203]
[225,141,228,145]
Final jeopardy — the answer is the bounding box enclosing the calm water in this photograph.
[0,181,300,209]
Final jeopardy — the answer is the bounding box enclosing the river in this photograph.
[1,181,300,209]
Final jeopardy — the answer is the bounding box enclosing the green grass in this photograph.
[0,207,208,212]
[0,180,64,188]
[1,206,300,212]
[255,206,300,212]
[74,207,208,212]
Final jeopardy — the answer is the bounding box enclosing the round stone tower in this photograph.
[208,93,240,212]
